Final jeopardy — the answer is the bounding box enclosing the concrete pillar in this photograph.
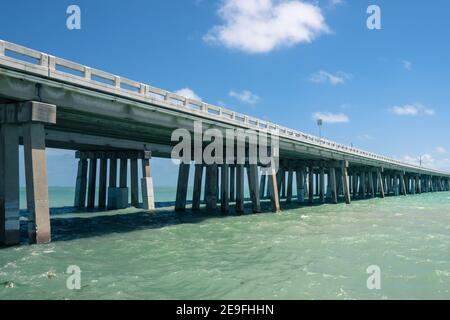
[342,164,351,205]
[175,163,190,212]
[352,173,358,198]
[330,167,337,204]
[368,172,375,198]
[120,158,128,188]
[107,158,117,209]
[141,158,155,210]
[206,164,218,211]
[235,164,244,213]
[296,168,305,204]
[360,172,366,198]
[130,158,139,208]
[247,164,261,213]
[192,164,203,211]
[286,168,293,203]
[229,166,235,202]
[400,173,407,196]
[308,167,314,203]
[221,164,229,213]
[108,158,128,209]
[259,172,266,200]
[74,158,88,208]
[98,157,108,209]
[280,169,286,199]
[87,158,97,208]
[268,165,280,212]
[0,125,20,245]
[23,123,51,244]
[319,168,325,203]
[377,171,385,198]
[277,168,283,198]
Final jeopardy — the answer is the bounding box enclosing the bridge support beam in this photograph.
[192,164,203,211]
[235,164,244,213]
[296,168,305,204]
[206,164,218,211]
[259,172,266,200]
[130,158,139,208]
[23,123,52,244]
[377,171,385,198]
[229,166,235,202]
[141,156,155,210]
[308,166,314,203]
[1,101,56,245]
[87,158,97,209]
[330,167,337,204]
[319,168,325,203]
[221,164,230,213]
[341,162,351,204]
[107,158,117,209]
[0,125,20,246]
[98,156,108,209]
[247,164,261,213]
[175,163,190,212]
[74,158,88,208]
[268,165,280,212]
[286,168,293,204]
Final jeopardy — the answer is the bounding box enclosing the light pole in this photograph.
[317,119,323,139]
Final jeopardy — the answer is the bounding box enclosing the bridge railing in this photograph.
[0,39,448,176]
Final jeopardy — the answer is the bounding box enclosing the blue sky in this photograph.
[1,0,449,186]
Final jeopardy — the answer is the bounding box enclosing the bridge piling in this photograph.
[1,101,55,245]
[87,157,97,209]
[107,157,117,209]
[74,158,88,208]
[296,167,305,204]
[0,124,20,245]
[98,156,108,209]
[229,166,235,202]
[130,158,139,208]
[221,164,229,213]
[23,122,51,244]
[175,163,190,212]
[141,156,155,210]
[192,164,203,211]
[235,164,244,213]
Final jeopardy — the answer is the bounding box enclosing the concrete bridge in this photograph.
[1,40,449,246]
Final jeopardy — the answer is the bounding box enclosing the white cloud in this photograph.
[436,146,447,154]
[358,134,374,141]
[175,88,202,101]
[312,112,349,124]
[229,90,260,104]
[390,103,435,116]
[204,0,329,54]
[401,60,412,71]
[328,0,344,7]
[309,70,351,85]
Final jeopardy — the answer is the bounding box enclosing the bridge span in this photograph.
[0,40,449,245]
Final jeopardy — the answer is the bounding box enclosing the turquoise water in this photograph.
[1,188,450,300]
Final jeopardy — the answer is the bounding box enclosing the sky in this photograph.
[1,0,449,186]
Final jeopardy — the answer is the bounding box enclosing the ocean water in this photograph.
[1,188,450,300]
